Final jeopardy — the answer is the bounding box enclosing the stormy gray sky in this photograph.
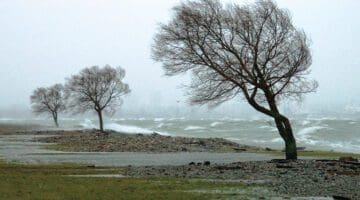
[0,0,360,117]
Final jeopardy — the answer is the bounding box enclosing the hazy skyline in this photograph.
[0,0,360,117]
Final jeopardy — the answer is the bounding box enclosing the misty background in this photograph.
[0,0,360,119]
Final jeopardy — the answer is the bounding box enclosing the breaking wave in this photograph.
[80,119,97,129]
[296,126,329,145]
[210,122,223,127]
[184,126,206,131]
[79,119,169,136]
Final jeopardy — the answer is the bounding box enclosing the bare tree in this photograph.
[152,0,318,159]
[30,84,65,127]
[65,65,130,132]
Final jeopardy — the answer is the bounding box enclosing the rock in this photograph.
[339,156,358,163]
[152,132,161,136]
[203,161,211,166]
[276,164,294,169]
[198,140,206,146]
[216,166,242,170]
[188,162,195,166]
[270,159,292,163]
[233,147,247,152]
[265,147,273,151]
[296,147,306,151]
[333,195,351,200]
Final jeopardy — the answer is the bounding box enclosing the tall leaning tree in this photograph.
[30,84,65,127]
[65,65,130,132]
[152,0,317,160]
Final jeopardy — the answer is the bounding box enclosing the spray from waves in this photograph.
[79,119,169,136]
[80,119,97,129]
[105,123,169,136]
[296,126,330,145]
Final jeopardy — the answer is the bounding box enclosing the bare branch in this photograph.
[152,0,317,111]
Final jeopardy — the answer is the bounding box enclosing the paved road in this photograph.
[0,135,281,166]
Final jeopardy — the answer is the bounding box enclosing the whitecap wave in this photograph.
[258,125,277,132]
[154,118,164,122]
[225,137,242,141]
[79,119,169,135]
[210,122,223,127]
[184,126,206,131]
[105,123,169,136]
[296,126,332,145]
[0,118,13,121]
[157,123,164,128]
[301,120,311,126]
[311,140,360,153]
[251,139,268,143]
[297,126,328,136]
[110,118,126,121]
[270,138,282,143]
[219,117,248,122]
[166,117,186,121]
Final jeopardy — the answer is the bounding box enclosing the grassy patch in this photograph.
[44,143,360,159]
[256,149,360,158]
[43,145,70,151]
[0,161,271,200]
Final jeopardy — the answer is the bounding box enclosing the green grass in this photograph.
[0,160,269,200]
[44,145,70,151]
[256,149,360,158]
[43,143,360,159]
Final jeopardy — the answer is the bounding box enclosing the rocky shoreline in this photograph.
[1,126,360,198]
[32,130,360,198]
[124,159,360,199]
[34,129,261,153]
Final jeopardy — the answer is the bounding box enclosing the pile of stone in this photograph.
[35,129,259,153]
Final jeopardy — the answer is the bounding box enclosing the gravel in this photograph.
[124,159,360,199]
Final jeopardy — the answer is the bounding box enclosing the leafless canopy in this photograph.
[65,65,130,131]
[65,65,130,114]
[152,0,318,159]
[153,0,317,111]
[30,84,65,127]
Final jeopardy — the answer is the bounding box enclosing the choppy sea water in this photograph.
[1,117,359,153]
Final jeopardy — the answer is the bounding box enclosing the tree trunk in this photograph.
[266,95,297,160]
[97,110,104,132]
[274,116,297,160]
[52,112,59,127]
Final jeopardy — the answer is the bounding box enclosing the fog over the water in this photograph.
[0,0,360,119]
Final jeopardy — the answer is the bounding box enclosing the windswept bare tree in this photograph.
[65,65,130,132]
[30,84,65,127]
[152,0,317,159]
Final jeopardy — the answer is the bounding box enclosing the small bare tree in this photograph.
[30,84,65,127]
[65,65,130,132]
[152,0,318,159]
